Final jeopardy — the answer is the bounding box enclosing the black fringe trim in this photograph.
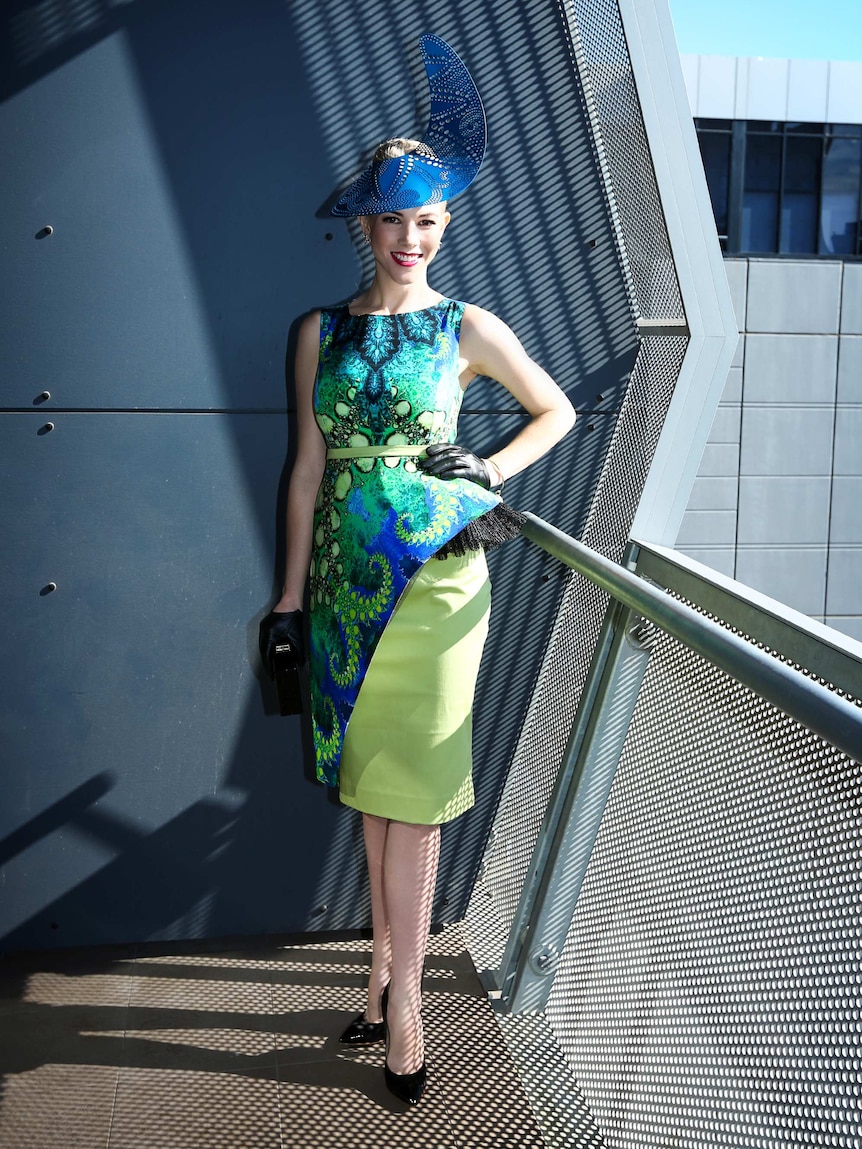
[434,501,526,559]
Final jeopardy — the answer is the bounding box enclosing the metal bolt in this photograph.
[626,615,657,651]
[528,943,559,976]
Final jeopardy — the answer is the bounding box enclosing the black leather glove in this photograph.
[259,610,305,677]
[419,443,491,488]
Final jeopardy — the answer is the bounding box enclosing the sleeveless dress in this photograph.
[308,298,521,824]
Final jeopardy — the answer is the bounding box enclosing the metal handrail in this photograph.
[636,542,862,698]
[521,513,862,764]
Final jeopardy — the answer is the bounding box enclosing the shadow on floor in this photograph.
[0,924,546,1148]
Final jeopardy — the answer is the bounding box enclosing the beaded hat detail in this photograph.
[330,34,486,217]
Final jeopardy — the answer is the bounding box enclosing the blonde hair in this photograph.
[372,137,438,162]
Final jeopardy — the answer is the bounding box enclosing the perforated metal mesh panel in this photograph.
[580,337,687,560]
[562,0,684,321]
[470,572,610,969]
[545,624,862,1149]
[469,0,690,954]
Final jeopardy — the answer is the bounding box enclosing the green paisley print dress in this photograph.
[309,298,509,798]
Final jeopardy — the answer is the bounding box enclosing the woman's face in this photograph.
[362,204,450,282]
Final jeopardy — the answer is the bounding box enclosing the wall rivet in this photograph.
[35,391,51,405]
[35,225,53,239]
[40,582,57,596]
[38,422,55,436]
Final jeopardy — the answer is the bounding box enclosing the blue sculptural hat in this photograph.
[330,34,486,217]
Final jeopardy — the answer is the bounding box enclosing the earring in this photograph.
[362,231,370,245]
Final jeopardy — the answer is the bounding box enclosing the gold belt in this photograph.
[325,444,428,459]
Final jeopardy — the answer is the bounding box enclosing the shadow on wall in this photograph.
[0,0,636,948]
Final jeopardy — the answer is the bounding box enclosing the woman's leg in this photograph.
[383,819,441,1074]
[362,812,392,1023]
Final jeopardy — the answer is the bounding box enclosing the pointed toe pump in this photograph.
[338,1013,385,1045]
[384,1060,427,1105]
[381,983,427,1105]
[339,981,390,1045]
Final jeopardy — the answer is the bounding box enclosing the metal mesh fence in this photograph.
[562,0,684,321]
[544,622,862,1149]
[460,5,862,1144]
[580,336,687,560]
[468,0,690,953]
[469,336,689,954]
[469,572,609,970]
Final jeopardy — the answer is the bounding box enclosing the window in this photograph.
[742,133,781,252]
[781,135,821,253]
[820,135,861,254]
[697,131,731,240]
[695,119,862,258]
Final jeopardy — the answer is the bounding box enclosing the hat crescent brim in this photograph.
[330,35,486,217]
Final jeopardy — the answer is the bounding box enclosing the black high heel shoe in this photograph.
[381,983,427,1105]
[339,981,389,1045]
[338,1014,384,1045]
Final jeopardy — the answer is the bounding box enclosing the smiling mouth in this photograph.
[391,252,422,266]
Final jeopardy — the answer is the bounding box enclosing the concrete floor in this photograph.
[0,923,546,1148]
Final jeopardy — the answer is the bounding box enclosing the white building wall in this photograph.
[677,57,862,640]
[681,55,862,123]
[678,259,862,642]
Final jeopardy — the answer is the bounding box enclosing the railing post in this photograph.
[500,600,654,1014]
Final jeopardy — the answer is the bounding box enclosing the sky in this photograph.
[667,0,862,62]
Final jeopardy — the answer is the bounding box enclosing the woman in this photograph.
[261,35,575,1105]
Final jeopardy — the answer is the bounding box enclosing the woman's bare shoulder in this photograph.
[295,309,324,355]
[298,308,322,335]
[461,301,518,338]
[461,300,497,324]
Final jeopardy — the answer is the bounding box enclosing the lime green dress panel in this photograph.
[309,300,500,788]
[339,549,491,824]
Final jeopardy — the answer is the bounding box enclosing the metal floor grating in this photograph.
[0,924,549,1149]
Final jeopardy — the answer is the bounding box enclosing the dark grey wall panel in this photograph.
[1,2,355,411]
[1,0,637,948]
[0,412,341,949]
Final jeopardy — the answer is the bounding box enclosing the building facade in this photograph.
[678,55,862,642]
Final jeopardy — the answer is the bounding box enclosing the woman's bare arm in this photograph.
[273,311,326,612]
[460,304,576,481]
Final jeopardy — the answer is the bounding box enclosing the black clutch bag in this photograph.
[272,642,302,715]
